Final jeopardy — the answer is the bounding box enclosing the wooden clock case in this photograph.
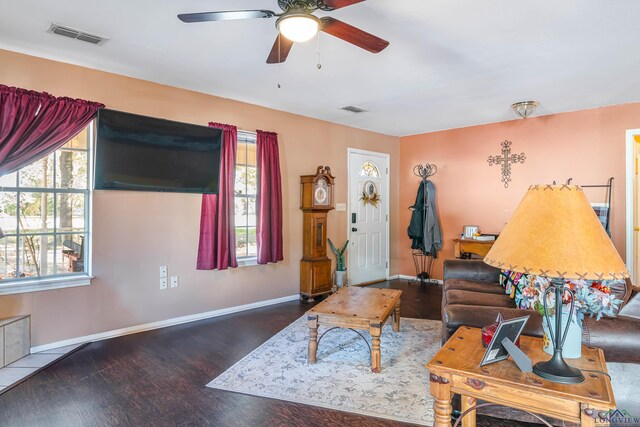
[300,166,335,301]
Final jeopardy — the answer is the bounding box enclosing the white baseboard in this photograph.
[398,274,443,284]
[387,274,400,280]
[30,294,300,353]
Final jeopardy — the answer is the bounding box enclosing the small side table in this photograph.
[426,327,615,427]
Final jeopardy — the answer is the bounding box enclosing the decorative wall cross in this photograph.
[487,140,526,188]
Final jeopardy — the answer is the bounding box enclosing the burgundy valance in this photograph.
[0,84,104,176]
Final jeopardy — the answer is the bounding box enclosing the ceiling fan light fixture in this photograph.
[512,101,539,119]
[276,13,320,43]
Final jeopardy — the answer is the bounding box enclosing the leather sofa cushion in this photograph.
[442,305,543,343]
[443,259,501,283]
[619,290,640,320]
[445,289,515,308]
[615,278,634,305]
[444,278,505,295]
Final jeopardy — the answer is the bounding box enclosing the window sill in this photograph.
[0,274,92,296]
[237,258,258,268]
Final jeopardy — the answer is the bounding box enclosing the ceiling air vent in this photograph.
[47,23,107,45]
[340,106,367,114]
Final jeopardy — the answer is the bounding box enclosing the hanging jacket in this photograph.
[407,180,442,257]
[408,182,425,251]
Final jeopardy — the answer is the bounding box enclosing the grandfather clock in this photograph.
[300,166,335,301]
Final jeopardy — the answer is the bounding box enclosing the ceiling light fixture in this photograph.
[512,101,539,119]
[276,13,320,43]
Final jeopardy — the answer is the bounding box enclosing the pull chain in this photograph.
[277,34,282,88]
[316,31,322,70]
[277,31,321,87]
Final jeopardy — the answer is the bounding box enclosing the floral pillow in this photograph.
[500,270,623,322]
[499,270,524,300]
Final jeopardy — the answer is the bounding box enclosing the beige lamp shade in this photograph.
[484,185,629,281]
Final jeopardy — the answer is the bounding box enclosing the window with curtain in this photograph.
[0,124,92,292]
[234,131,258,262]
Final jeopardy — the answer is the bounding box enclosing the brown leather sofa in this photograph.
[442,259,640,363]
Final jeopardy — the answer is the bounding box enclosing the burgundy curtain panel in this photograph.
[256,130,283,264]
[0,84,104,176]
[197,123,238,270]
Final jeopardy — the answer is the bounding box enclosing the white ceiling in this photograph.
[1,0,640,136]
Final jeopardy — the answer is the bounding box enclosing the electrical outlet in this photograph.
[160,266,168,278]
[170,276,179,288]
[160,277,168,290]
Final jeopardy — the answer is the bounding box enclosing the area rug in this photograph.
[207,316,640,426]
[207,316,439,425]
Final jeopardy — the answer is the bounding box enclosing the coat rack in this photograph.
[413,163,438,180]
[409,163,439,287]
[566,177,614,235]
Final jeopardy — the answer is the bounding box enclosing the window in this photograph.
[0,125,92,293]
[359,161,380,178]
[234,131,257,262]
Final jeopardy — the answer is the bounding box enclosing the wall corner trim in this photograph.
[30,294,300,353]
[626,129,639,281]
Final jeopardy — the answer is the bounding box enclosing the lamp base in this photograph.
[533,352,585,384]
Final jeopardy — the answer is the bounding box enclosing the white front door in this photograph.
[348,149,389,285]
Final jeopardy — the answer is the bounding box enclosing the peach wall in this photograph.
[0,49,399,346]
[399,103,640,279]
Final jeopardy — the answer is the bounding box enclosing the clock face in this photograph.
[314,179,328,205]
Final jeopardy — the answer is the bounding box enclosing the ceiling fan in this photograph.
[178,0,390,64]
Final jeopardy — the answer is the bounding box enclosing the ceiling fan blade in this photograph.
[320,17,389,53]
[178,10,276,23]
[321,0,366,10]
[267,34,294,64]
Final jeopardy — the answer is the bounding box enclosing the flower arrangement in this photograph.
[360,190,380,207]
[514,275,622,324]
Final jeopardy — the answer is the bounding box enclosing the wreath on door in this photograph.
[360,181,381,207]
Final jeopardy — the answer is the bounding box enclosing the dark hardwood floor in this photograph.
[0,280,526,427]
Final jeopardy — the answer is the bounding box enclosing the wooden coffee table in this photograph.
[307,286,402,373]
[426,326,616,427]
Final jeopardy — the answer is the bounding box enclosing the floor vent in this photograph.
[47,23,107,45]
[340,106,367,113]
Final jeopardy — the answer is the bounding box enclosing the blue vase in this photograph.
[542,308,582,359]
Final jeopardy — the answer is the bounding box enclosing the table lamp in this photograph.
[484,185,628,384]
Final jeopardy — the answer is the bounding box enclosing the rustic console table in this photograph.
[453,239,495,259]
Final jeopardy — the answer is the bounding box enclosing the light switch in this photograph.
[336,203,347,211]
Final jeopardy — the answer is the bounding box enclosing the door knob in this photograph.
[352,227,358,232]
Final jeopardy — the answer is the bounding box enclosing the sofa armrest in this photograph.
[443,259,501,284]
[583,313,640,363]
